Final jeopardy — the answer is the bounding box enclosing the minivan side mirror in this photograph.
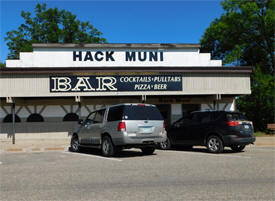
[78,119,84,125]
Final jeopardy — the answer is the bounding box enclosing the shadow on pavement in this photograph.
[163,146,243,154]
[75,147,156,158]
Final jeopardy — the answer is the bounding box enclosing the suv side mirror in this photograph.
[78,119,84,125]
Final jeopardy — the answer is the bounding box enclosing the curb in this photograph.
[0,147,69,153]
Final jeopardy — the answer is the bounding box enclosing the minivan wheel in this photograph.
[70,135,80,152]
[230,145,246,152]
[159,138,171,150]
[141,147,155,155]
[102,136,115,157]
[207,135,224,153]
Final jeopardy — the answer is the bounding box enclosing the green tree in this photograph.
[0,62,6,68]
[5,3,106,59]
[200,0,275,131]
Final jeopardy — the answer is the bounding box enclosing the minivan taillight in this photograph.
[225,121,239,127]
[117,122,126,131]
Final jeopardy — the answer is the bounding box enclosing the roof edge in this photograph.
[32,43,201,49]
[0,66,253,74]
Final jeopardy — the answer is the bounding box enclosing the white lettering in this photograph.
[96,77,117,91]
[52,77,72,92]
[71,77,95,91]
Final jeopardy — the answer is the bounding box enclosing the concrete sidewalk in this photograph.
[0,139,70,153]
[0,136,274,153]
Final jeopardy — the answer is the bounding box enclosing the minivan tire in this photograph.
[159,138,171,150]
[70,135,80,152]
[230,145,246,152]
[206,135,224,153]
[102,136,115,157]
[141,147,155,155]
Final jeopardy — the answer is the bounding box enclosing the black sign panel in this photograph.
[50,75,182,92]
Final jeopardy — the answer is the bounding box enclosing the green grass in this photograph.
[253,131,274,137]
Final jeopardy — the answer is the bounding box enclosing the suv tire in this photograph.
[70,135,80,152]
[207,135,224,153]
[159,138,171,150]
[141,147,155,155]
[102,136,115,157]
[230,145,246,152]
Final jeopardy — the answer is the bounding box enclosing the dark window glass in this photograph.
[226,113,248,121]
[191,112,211,123]
[211,112,224,121]
[63,113,79,121]
[107,106,124,121]
[94,109,105,123]
[3,114,21,123]
[123,105,163,120]
[27,113,44,122]
[87,112,96,122]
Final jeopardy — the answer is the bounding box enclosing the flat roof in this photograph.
[32,43,201,49]
[0,66,253,75]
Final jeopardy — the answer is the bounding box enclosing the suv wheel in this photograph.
[141,147,155,155]
[70,135,80,152]
[230,145,246,152]
[207,135,224,153]
[102,136,115,157]
[159,138,171,150]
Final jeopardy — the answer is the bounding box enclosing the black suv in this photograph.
[159,111,255,153]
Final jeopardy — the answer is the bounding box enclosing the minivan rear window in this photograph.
[226,113,248,121]
[123,105,163,120]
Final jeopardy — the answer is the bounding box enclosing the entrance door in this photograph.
[156,104,171,126]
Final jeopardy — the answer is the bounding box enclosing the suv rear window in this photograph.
[107,105,163,121]
[226,113,248,121]
[123,105,163,120]
[107,106,124,121]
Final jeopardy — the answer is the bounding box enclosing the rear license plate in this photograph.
[139,126,152,133]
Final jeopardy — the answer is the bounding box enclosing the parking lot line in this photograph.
[63,151,123,162]
[163,150,251,159]
[251,148,275,152]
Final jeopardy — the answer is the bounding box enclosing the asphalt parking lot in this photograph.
[0,146,275,201]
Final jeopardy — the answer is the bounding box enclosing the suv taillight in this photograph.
[163,122,166,129]
[225,121,239,127]
[117,122,126,131]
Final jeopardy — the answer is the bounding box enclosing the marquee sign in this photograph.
[50,75,182,92]
[73,51,164,62]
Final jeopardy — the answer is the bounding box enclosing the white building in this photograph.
[0,43,252,141]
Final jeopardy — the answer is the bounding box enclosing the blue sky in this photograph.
[0,0,224,63]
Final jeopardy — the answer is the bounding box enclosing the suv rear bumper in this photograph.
[113,134,167,146]
[223,135,256,146]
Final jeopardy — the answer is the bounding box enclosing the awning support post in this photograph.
[12,103,15,144]
[6,97,15,144]
[142,95,146,103]
[75,96,81,119]
[214,94,221,110]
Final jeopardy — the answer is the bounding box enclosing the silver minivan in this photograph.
[70,103,167,156]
